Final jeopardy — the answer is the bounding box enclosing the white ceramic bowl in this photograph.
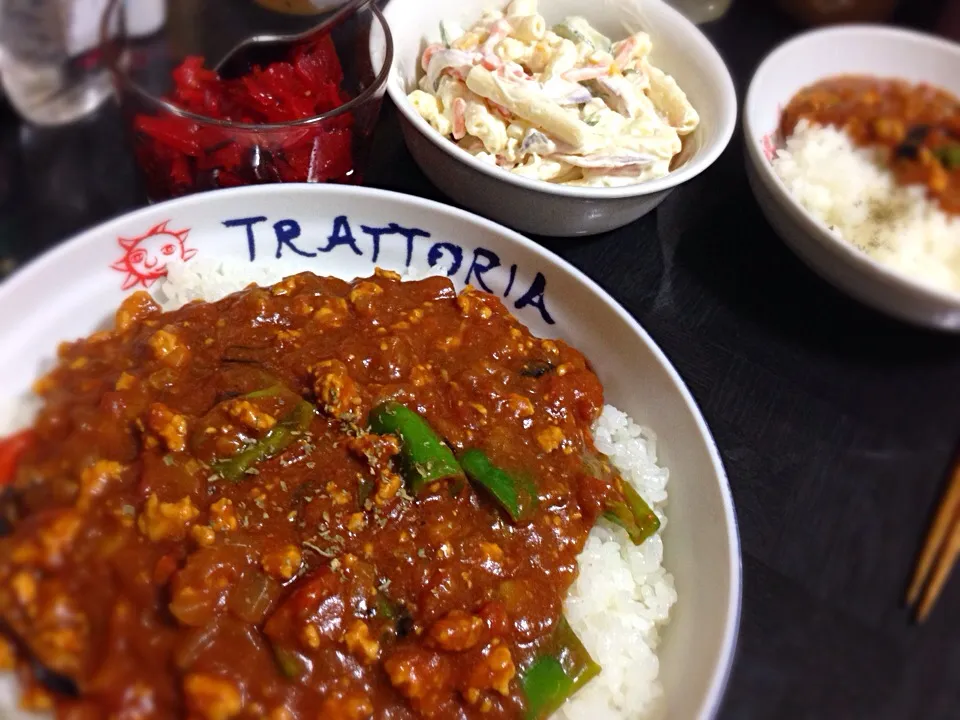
[0,185,740,719]
[382,0,737,237]
[744,26,960,330]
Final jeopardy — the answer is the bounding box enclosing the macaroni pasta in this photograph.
[407,0,699,187]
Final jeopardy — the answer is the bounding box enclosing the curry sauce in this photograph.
[0,270,646,719]
[781,75,960,214]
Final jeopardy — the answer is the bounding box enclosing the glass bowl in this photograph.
[101,0,393,201]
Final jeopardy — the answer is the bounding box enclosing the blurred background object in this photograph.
[667,0,734,23]
[775,0,901,25]
[0,104,23,280]
[0,0,165,126]
[253,0,355,13]
[940,0,960,39]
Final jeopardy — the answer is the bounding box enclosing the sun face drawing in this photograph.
[110,221,197,290]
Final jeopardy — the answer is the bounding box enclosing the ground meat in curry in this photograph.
[0,270,633,719]
[781,75,960,214]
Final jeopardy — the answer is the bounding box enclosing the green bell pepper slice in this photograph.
[213,399,315,481]
[460,448,539,523]
[520,617,601,719]
[368,401,464,494]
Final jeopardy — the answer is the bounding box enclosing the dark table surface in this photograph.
[2,0,960,717]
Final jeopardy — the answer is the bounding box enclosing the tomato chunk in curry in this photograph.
[781,75,960,215]
[0,270,634,719]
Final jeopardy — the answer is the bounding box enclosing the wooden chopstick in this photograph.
[906,452,960,621]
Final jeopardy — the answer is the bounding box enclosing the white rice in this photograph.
[560,406,675,720]
[0,262,674,719]
[772,119,960,293]
[154,258,310,311]
[0,395,41,437]
[155,258,436,312]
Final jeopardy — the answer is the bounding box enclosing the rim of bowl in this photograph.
[744,24,960,310]
[0,183,743,720]
[101,0,395,131]
[384,0,738,200]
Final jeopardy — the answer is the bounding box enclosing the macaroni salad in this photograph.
[406,0,699,187]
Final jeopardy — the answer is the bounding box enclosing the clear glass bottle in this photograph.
[0,0,166,127]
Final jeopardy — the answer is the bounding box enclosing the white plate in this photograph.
[0,184,740,719]
[744,25,960,330]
